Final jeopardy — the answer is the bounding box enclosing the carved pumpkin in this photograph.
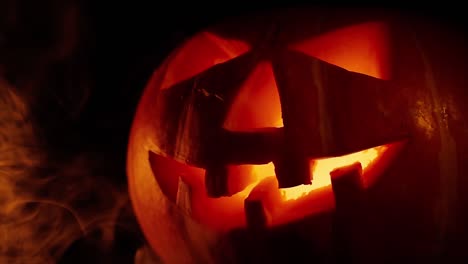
[127,8,468,263]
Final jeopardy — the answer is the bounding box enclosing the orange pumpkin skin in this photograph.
[127,8,468,264]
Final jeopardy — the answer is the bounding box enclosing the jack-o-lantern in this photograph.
[127,8,468,264]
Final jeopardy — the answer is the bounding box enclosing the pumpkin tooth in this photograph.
[244,177,277,229]
[330,162,364,206]
[204,164,229,198]
[273,154,312,188]
[244,199,269,230]
[330,162,365,255]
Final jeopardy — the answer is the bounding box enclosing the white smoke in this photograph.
[0,78,138,263]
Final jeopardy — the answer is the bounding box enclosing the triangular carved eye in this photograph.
[223,60,283,132]
[160,32,251,90]
[289,22,391,80]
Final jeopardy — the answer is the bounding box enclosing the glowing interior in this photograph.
[290,21,390,80]
[223,60,283,131]
[280,144,387,201]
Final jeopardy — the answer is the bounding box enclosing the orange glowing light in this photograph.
[223,61,283,131]
[280,144,388,201]
[290,22,390,80]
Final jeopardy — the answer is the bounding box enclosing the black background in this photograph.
[1,1,467,263]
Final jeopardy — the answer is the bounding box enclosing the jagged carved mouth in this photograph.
[148,138,407,232]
